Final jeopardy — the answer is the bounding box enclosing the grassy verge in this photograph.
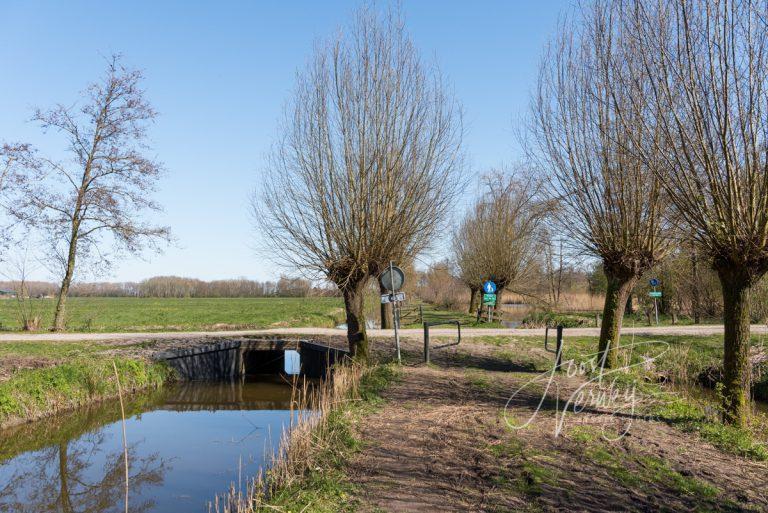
[465,334,768,460]
[214,363,399,513]
[264,365,398,512]
[0,357,173,428]
[647,387,768,460]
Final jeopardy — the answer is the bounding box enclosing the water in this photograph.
[0,377,299,513]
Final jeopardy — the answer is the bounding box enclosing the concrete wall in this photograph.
[158,340,242,380]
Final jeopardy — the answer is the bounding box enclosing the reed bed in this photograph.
[209,362,367,513]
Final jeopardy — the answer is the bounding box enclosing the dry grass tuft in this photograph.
[210,363,366,513]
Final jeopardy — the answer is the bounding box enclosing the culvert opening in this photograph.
[243,349,288,376]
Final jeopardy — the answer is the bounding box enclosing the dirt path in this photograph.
[0,324,762,342]
[346,345,768,512]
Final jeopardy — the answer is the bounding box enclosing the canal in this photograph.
[0,374,303,513]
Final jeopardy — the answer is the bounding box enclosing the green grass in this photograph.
[489,434,557,499]
[0,297,345,332]
[467,334,768,460]
[557,335,768,459]
[264,364,400,512]
[650,392,768,460]
[566,425,720,499]
[398,301,506,328]
[0,357,173,427]
[0,340,113,358]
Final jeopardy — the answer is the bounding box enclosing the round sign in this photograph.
[649,278,660,287]
[379,266,405,292]
[483,280,497,294]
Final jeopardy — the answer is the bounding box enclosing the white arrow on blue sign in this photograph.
[483,281,497,294]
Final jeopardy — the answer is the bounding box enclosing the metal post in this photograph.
[419,304,423,324]
[653,286,659,326]
[423,322,430,364]
[390,260,401,364]
[544,326,549,351]
[555,325,563,370]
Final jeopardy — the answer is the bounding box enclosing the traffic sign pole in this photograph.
[482,281,497,323]
[649,278,660,326]
[390,261,401,364]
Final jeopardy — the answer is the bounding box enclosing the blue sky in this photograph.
[0,0,568,282]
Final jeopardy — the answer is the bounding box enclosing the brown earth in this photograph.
[345,341,768,513]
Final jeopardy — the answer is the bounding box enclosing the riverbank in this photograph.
[256,335,768,512]
[0,346,172,430]
[0,339,203,429]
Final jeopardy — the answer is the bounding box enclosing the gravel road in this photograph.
[0,324,762,343]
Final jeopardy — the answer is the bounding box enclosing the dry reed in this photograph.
[210,363,365,513]
[112,360,130,513]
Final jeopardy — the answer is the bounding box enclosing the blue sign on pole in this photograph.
[649,278,660,287]
[483,281,497,294]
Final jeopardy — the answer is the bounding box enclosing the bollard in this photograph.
[555,325,563,370]
[423,323,430,364]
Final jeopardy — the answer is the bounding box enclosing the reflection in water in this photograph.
[0,377,295,513]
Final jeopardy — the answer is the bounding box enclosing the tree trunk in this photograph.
[379,282,392,329]
[598,270,637,369]
[468,286,479,314]
[52,233,79,331]
[343,281,369,361]
[494,287,504,316]
[692,251,702,324]
[716,266,753,427]
[59,443,73,513]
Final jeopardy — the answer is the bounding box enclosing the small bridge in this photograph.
[155,338,348,380]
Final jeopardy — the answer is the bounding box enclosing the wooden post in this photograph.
[555,325,564,370]
[423,323,430,364]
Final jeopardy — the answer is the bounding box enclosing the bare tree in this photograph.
[542,233,566,307]
[0,143,36,246]
[628,0,768,425]
[453,170,544,313]
[452,215,485,313]
[529,1,669,367]
[3,251,43,331]
[18,56,170,331]
[256,7,463,359]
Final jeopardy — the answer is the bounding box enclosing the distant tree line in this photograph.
[0,275,335,298]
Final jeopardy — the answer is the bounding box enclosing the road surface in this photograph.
[0,324,762,343]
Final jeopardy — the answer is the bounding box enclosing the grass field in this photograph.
[0,296,510,333]
[0,297,346,332]
[0,295,734,333]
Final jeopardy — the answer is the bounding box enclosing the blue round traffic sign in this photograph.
[649,278,660,287]
[483,281,497,294]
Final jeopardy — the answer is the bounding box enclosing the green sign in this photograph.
[649,291,662,298]
[483,293,497,306]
